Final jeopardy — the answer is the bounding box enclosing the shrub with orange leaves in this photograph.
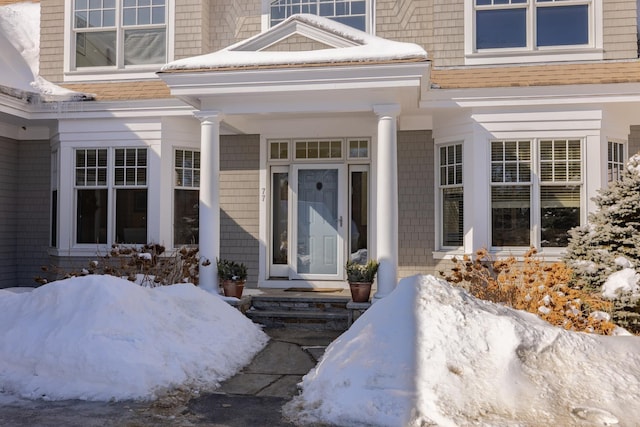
[440,248,617,335]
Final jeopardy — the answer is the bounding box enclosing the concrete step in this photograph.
[250,295,350,313]
[246,308,349,331]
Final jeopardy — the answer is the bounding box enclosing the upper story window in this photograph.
[466,0,602,65]
[269,0,369,32]
[73,0,166,70]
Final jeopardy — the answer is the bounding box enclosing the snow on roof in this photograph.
[160,14,428,72]
[0,2,93,102]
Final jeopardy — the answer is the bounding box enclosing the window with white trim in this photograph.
[607,141,626,182]
[75,148,148,244]
[439,143,463,247]
[73,0,167,69]
[490,139,582,248]
[174,149,200,246]
[269,0,369,31]
[474,0,591,50]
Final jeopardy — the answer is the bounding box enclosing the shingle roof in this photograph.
[431,61,640,89]
[61,80,171,101]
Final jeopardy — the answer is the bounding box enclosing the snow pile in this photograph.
[0,275,268,401]
[161,13,427,72]
[0,2,91,101]
[286,275,640,427]
[602,268,640,299]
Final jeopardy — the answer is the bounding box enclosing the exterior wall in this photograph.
[0,136,18,288]
[376,0,466,67]
[220,134,260,287]
[397,130,436,278]
[39,0,65,84]
[603,0,638,60]
[174,0,211,60]
[210,0,261,52]
[16,140,51,287]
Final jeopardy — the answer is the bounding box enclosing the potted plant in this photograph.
[217,258,248,298]
[345,259,379,302]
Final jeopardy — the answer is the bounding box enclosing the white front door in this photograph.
[291,164,345,280]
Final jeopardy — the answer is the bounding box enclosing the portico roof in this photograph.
[160,14,428,73]
[157,14,430,121]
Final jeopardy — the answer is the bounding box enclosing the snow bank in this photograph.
[286,275,640,427]
[0,275,268,401]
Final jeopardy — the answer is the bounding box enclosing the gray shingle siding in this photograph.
[220,134,260,287]
[16,140,51,287]
[0,136,18,288]
[397,130,436,278]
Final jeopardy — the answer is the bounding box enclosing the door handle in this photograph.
[339,216,343,227]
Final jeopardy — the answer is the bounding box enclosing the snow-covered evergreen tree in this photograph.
[565,154,640,291]
[565,154,640,332]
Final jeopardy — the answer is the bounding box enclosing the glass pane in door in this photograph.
[272,172,288,265]
[350,170,368,264]
[297,169,339,275]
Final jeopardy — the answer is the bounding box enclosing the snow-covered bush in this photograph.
[440,248,616,334]
[564,153,640,333]
[37,244,205,287]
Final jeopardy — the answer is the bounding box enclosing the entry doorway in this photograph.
[269,160,370,283]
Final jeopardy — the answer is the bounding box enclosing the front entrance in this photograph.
[294,166,344,278]
[268,139,370,283]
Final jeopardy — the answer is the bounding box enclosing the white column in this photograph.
[373,104,400,300]
[195,111,223,293]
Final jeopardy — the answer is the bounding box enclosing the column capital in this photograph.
[373,104,401,119]
[194,110,224,123]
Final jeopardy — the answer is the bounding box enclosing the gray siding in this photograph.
[397,130,436,278]
[16,140,51,287]
[220,134,260,288]
[0,136,18,288]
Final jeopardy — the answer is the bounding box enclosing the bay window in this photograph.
[174,149,200,246]
[439,143,464,248]
[491,140,532,247]
[490,139,582,248]
[73,0,167,69]
[75,148,148,245]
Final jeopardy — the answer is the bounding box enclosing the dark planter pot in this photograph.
[349,281,372,302]
[221,279,245,298]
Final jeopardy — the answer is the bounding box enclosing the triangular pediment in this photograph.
[260,33,334,52]
[160,14,427,72]
[231,14,361,53]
